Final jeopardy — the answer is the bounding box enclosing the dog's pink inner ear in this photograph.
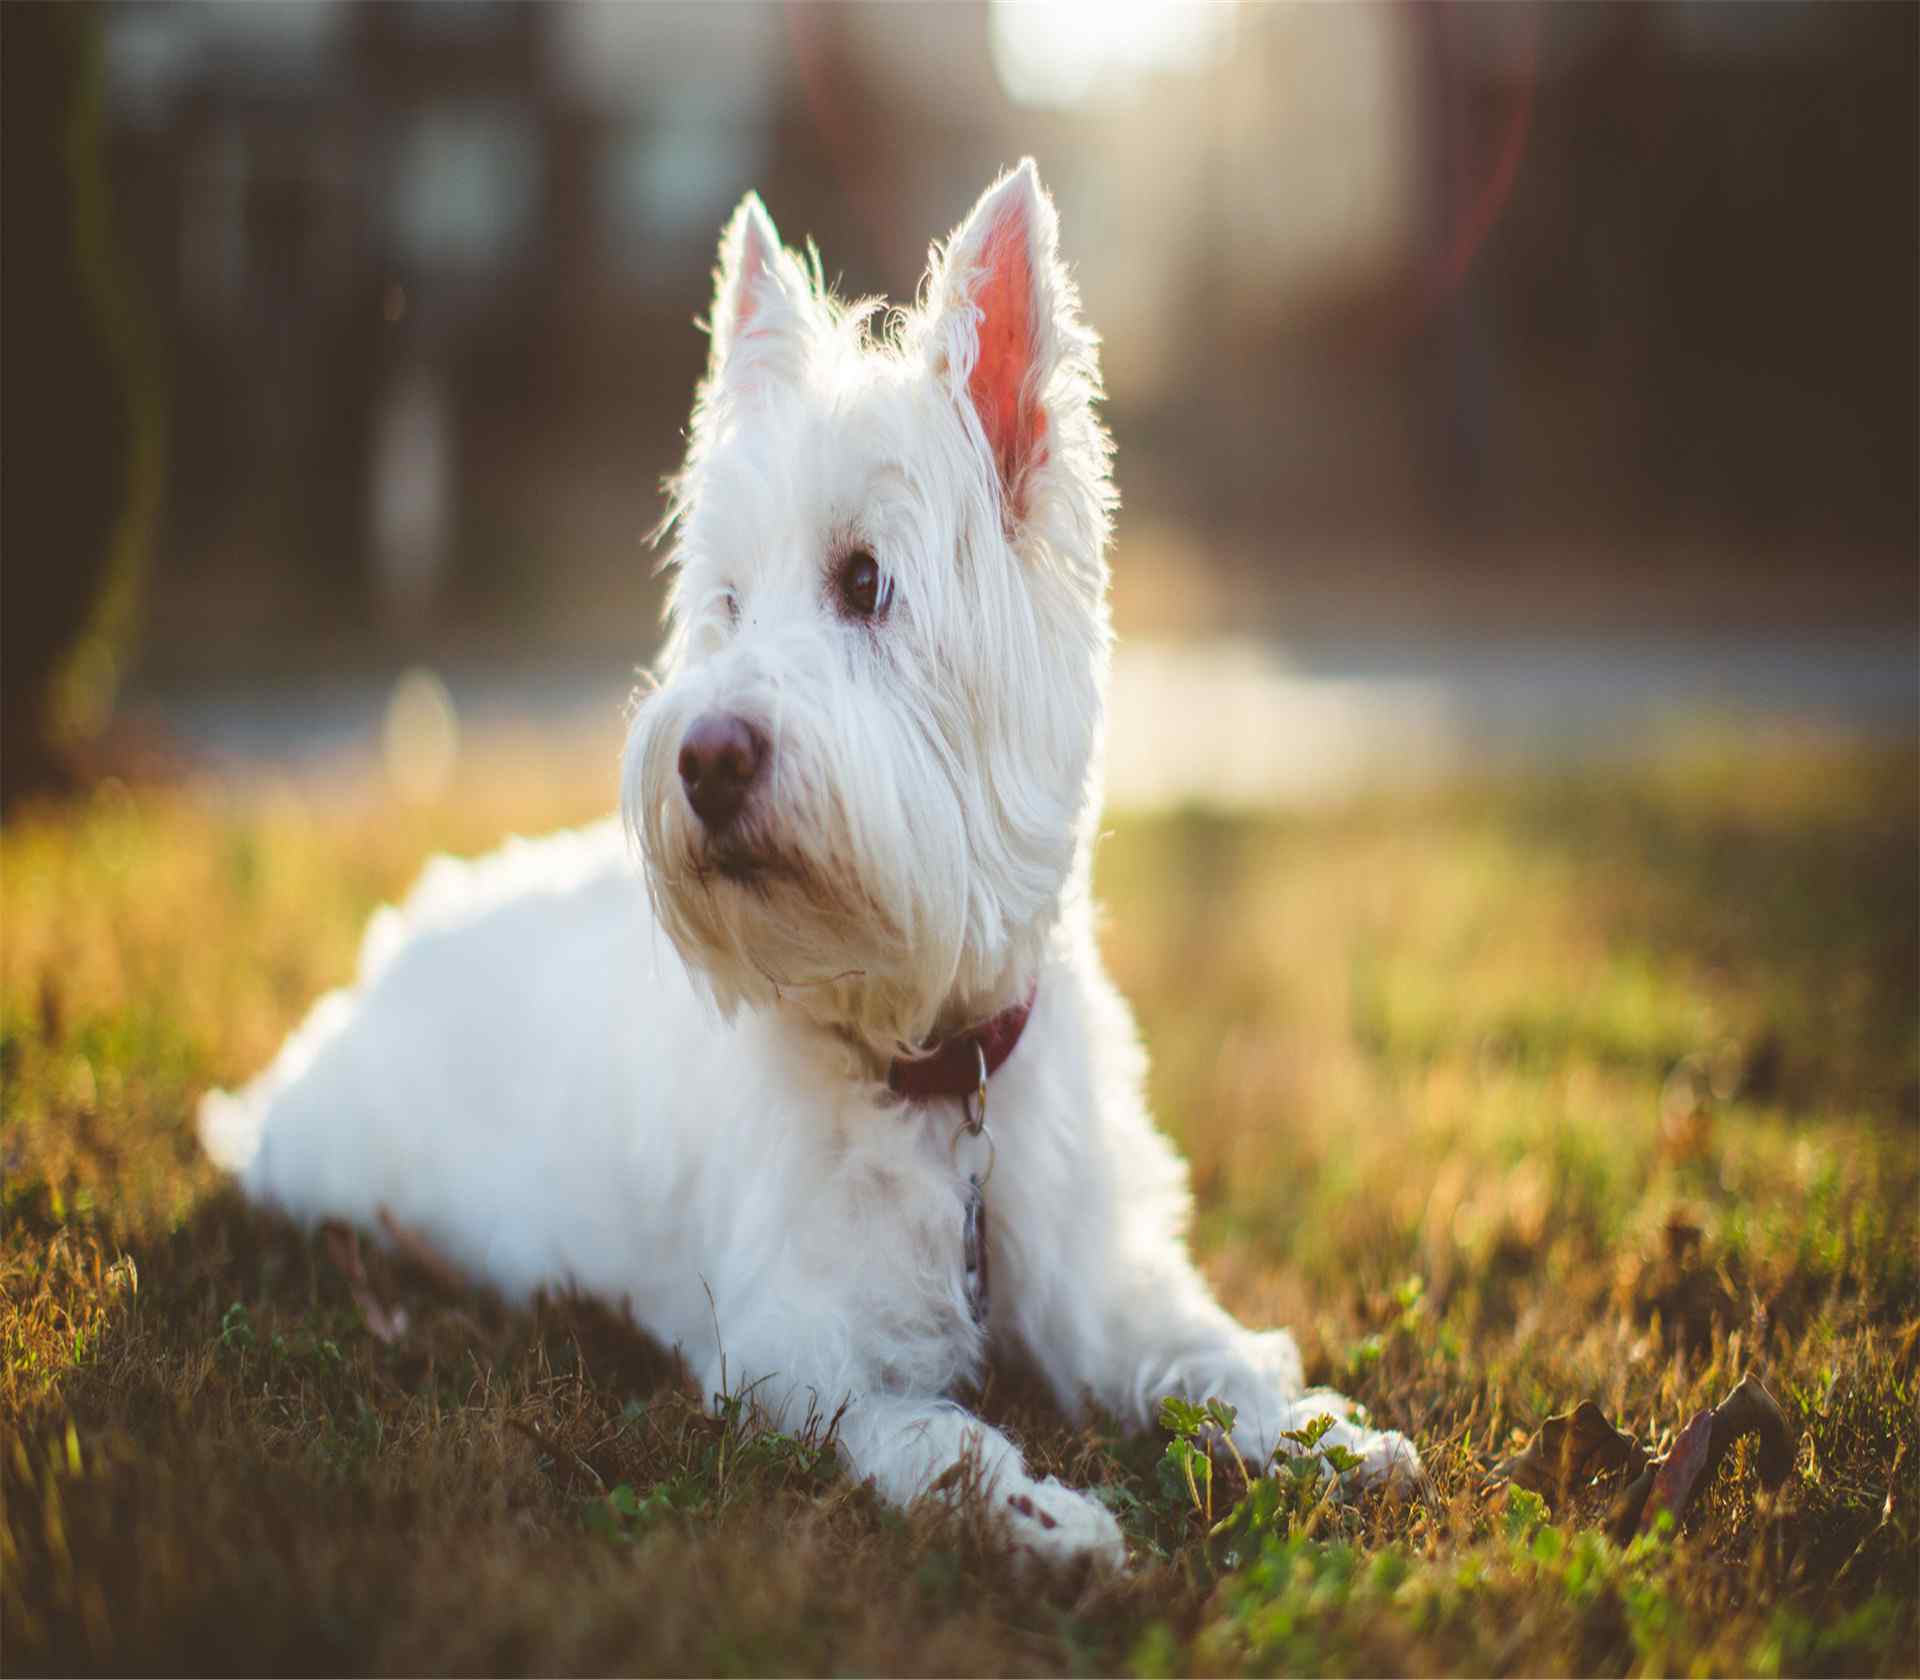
[968,212,1049,514]
[727,212,778,351]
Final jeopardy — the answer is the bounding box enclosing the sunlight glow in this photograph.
[989,0,1238,109]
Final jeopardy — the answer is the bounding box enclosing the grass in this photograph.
[3,736,1916,1675]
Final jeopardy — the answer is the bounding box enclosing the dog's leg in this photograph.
[1002,1097,1424,1493]
[1028,1255,1423,1493]
[832,1392,1127,1569]
[1039,1265,1422,1491]
[1135,1311,1422,1492]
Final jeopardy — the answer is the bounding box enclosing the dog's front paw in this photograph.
[1340,1426,1424,1497]
[1275,1403,1425,1500]
[1000,1476,1127,1571]
[1259,1390,1428,1497]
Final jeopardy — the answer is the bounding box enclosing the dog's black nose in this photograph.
[677,713,763,831]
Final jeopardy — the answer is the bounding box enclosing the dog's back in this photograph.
[201,821,694,1304]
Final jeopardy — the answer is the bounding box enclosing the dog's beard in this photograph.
[676,826,893,996]
[697,822,805,890]
[620,675,979,1059]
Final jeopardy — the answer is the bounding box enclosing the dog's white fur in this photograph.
[201,162,1420,1566]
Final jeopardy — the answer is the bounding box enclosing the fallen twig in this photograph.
[504,1415,608,1494]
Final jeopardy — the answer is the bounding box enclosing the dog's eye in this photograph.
[723,588,740,625]
[835,549,891,622]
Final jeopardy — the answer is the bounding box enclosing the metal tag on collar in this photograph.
[949,1040,996,1186]
[960,1176,989,1329]
[955,1040,992,1327]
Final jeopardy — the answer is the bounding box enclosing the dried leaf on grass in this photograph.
[377,1205,468,1293]
[1638,1407,1714,1533]
[1482,1400,1649,1505]
[1610,1373,1793,1541]
[321,1208,477,1345]
[323,1220,410,1345]
[1484,1373,1793,1542]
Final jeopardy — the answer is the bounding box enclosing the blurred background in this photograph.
[4,0,1915,811]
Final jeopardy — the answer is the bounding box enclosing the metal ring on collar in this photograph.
[950,1042,994,1185]
[950,1115,996,1188]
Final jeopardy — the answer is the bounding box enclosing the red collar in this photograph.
[887,985,1037,1101]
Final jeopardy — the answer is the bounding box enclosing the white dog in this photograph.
[202,161,1419,1566]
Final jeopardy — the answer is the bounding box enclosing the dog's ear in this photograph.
[925,159,1075,523]
[705,192,812,392]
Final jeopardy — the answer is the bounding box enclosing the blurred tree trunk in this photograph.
[1,4,165,809]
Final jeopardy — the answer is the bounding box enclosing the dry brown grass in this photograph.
[4,739,1915,1675]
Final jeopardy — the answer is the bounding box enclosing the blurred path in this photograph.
[123,630,1916,812]
[1105,631,1917,805]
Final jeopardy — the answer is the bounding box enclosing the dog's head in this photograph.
[622,162,1112,1059]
